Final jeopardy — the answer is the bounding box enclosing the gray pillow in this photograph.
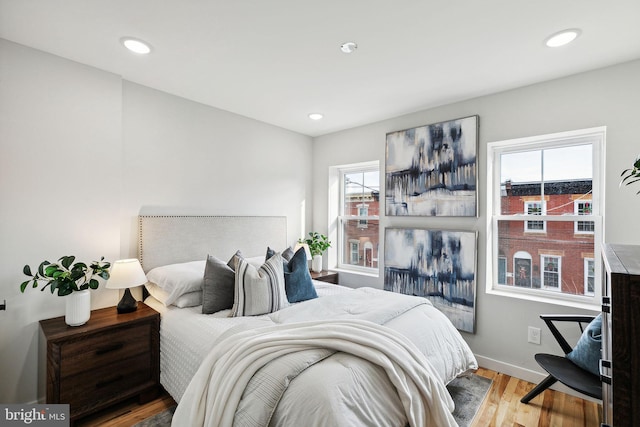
[266,246,294,262]
[202,254,236,314]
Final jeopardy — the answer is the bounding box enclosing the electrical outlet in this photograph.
[528,326,541,344]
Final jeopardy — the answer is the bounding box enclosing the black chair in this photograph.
[521,314,602,403]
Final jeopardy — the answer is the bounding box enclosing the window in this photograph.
[584,258,595,296]
[486,127,605,309]
[541,255,561,290]
[524,201,545,232]
[349,241,360,265]
[357,205,369,228]
[497,256,507,284]
[329,161,380,275]
[574,200,594,234]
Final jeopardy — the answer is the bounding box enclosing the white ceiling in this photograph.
[1,0,639,137]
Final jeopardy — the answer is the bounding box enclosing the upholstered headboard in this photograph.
[138,215,288,272]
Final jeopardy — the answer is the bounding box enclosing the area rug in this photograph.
[133,374,491,427]
[447,374,492,426]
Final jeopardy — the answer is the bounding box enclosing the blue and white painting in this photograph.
[386,115,478,216]
[384,228,477,333]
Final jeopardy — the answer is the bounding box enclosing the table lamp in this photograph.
[106,258,147,313]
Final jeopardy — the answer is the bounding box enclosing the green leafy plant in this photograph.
[620,155,640,195]
[299,232,331,257]
[20,256,111,296]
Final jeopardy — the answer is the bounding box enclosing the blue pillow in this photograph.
[566,314,602,376]
[267,247,317,303]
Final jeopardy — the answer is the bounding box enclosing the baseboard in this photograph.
[475,354,600,403]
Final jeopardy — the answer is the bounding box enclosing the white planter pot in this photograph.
[311,254,323,273]
[65,290,91,327]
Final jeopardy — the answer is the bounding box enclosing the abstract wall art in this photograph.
[384,228,478,333]
[385,115,478,216]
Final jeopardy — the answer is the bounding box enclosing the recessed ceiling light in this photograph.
[308,113,324,121]
[340,42,357,54]
[545,29,581,48]
[121,37,152,54]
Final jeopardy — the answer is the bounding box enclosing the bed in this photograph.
[138,215,477,427]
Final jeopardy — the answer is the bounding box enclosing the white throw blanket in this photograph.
[172,319,458,427]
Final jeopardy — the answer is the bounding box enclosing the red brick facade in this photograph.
[343,192,380,268]
[498,180,594,295]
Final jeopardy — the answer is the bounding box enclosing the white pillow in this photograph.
[145,282,203,308]
[145,260,206,306]
[174,291,203,308]
[231,253,288,317]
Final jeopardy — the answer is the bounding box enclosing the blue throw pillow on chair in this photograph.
[566,314,602,376]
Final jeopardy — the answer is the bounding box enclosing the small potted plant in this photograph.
[299,232,331,273]
[620,155,640,195]
[20,255,111,326]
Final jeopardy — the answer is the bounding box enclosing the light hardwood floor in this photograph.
[76,367,602,427]
[472,367,601,427]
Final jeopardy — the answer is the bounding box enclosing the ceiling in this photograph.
[1,1,639,137]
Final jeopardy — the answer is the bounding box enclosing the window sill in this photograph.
[486,287,601,312]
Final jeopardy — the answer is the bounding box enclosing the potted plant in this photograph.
[20,255,111,326]
[620,155,640,195]
[299,232,331,273]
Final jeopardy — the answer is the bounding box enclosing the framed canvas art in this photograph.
[384,228,478,333]
[385,115,478,216]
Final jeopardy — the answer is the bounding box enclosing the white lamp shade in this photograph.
[106,258,147,289]
[294,242,312,261]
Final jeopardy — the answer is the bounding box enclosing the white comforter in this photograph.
[169,287,476,427]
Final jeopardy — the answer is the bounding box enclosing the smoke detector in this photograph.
[340,42,358,54]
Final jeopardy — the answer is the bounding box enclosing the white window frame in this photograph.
[574,200,595,234]
[349,240,360,265]
[497,256,507,285]
[486,127,605,310]
[584,258,595,296]
[357,204,369,228]
[541,255,561,291]
[524,201,546,232]
[328,160,380,277]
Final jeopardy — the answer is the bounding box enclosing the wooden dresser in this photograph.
[40,302,160,423]
[601,244,640,427]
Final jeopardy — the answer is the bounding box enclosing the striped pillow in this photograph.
[232,253,289,316]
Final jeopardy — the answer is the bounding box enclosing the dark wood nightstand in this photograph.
[310,270,339,284]
[39,302,160,423]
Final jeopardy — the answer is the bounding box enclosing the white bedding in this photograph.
[146,282,353,403]
[148,282,477,427]
[173,320,457,427]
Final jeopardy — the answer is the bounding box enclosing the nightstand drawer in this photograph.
[60,353,152,409]
[60,323,151,378]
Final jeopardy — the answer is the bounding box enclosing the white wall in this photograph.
[119,81,313,258]
[0,39,313,403]
[312,59,640,384]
